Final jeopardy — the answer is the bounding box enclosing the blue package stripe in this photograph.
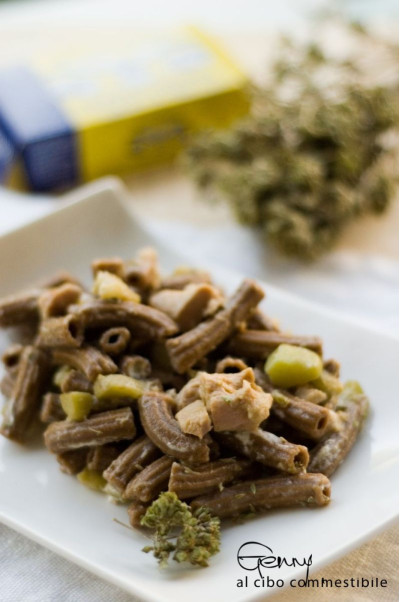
[0,127,15,183]
[0,67,79,191]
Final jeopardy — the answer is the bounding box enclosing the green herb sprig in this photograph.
[141,492,221,568]
[185,21,398,260]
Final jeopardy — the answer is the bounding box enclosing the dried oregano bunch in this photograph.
[184,20,398,260]
[141,492,221,567]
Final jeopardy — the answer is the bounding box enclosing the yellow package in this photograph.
[0,27,249,191]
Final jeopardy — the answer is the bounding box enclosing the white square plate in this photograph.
[0,178,398,602]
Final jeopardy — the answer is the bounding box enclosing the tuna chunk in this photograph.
[176,400,212,439]
[205,370,273,432]
[177,368,272,432]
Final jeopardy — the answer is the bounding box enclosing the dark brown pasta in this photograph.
[191,473,331,518]
[246,308,279,332]
[165,314,230,374]
[91,257,125,278]
[37,315,83,348]
[1,345,48,442]
[168,459,252,499]
[123,247,161,291]
[86,444,122,472]
[40,393,65,423]
[166,279,264,373]
[51,346,117,381]
[148,368,186,391]
[272,396,331,440]
[149,284,217,332]
[120,354,152,380]
[308,393,369,477]
[0,290,40,328]
[98,327,131,356]
[216,430,309,474]
[59,370,93,394]
[44,407,136,454]
[57,449,88,475]
[38,283,82,319]
[124,456,174,502]
[103,435,160,493]
[228,330,323,359]
[255,369,331,440]
[139,392,210,464]
[71,300,177,339]
[224,278,265,324]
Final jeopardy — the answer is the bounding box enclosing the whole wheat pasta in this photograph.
[38,283,82,319]
[0,290,40,328]
[59,370,93,394]
[103,435,160,493]
[216,430,309,474]
[228,330,323,359]
[168,459,252,499]
[166,279,264,373]
[86,444,122,473]
[246,308,279,332]
[191,473,331,518]
[120,354,152,380]
[40,393,65,424]
[98,327,131,356]
[139,391,210,464]
[149,284,218,332]
[37,315,83,348]
[0,249,370,568]
[124,456,174,503]
[91,257,125,278]
[308,389,369,477]
[57,449,88,475]
[71,299,177,339]
[255,369,331,440]
[1,345,48,442]
[123,247,161,292]
[272,394,331,440]
[44,407,136,454]
[51,346,117,381]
